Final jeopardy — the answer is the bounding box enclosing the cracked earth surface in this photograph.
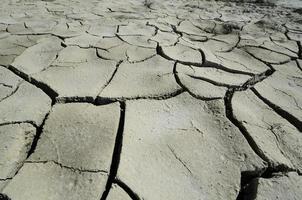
[0,0,302,199]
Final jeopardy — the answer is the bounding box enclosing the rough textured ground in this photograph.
[0,0,302,199]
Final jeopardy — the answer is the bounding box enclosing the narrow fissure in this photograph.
[297,41,302,59]
[95,60,123,104]
[6,65,58,105]
[26,110,51,158]
[251,88,302,132]
[227,88,299,200]
[224,89,270,164]
[0,193,11,200]
[114,179,140,200]
[235,69,275,92]
[100,101,126,200]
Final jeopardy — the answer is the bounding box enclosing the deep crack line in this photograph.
[24,160,108,174]
[100,101,126,200]
[233,69,275,92]
[251,88,302,132]
[224,89,269,166]
[26,110,51,159]
[297,41,302,59]
[6,65,58,105]
[173,61,222,101]
[114,179,140,200]
[0,112,50,193]
[95,60,123,104]
[296,60,302,71]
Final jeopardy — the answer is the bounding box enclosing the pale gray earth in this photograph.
[0,0,301,199]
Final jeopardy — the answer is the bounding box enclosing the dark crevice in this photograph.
[243,48,291,65]
[60,42,67,48]
[283,26,291,40]
[95,49,113,61]
[114,179,140,200]
[233,68,275,92]
[173,61,222,101]
[26,110,51,158]
[157,43,253,76]
[243,44,298,59]
[125,51,156,64]
[0,82,21,103]
[97,89,185,104]
[224,89,270,164]
[0,83,12,88]
[251,88,302,132]
[297,41,302,59]
[143,0,153,10]
[188,74,237,88]
[0,193,11,200]
[156,43,202,66]
[94,60,123,104]
[270,38,298,55]
[56,96,96,104]
[100,101,126,200]
[225,89,297,171]
[173,61,188,92]
[236,168,298,200]
[0,121,37,128]
[236,176,259,200]
[296,59,302,71]
[199,50,255,76]
[0,177,12,182]
[6,65,58,105]
[171,25,183,37]
[10,32,67,41]
[227,87,300,199]
[0,113,50,194]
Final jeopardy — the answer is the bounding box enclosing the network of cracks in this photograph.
[0,0,302,199]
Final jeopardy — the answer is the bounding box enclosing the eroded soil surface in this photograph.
[0,0,302,199]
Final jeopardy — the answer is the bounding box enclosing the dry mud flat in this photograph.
[0,0,302,199]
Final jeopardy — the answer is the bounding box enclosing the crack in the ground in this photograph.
[26,110,51,159]
[167,145,193,175]
[125,50,156,63]
[114,179,140,200]
[0,121,38,128]
[0,193,11,200]
[242,44,298,59]
[1,1,302,199]
[6,65,58,105]
[172,61,221,101]
[97,88,185,104]
[198,49,256,76]
[100,101,126,200]
[24,160,108,174]
[95,60,123,103]
[56,96,96,104]
[0,83,13,88]
[0,82,21,103]
[296,59,302,71]
[298,41,302,59]
[251,88,302,132]
[242,47,292,65]
[225,90,299,200]
[188,74,241,88]
[236,169,300,200]
[224,90,269,165]
[234,68,275,91]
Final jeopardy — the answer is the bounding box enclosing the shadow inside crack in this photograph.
[0,193,11,200]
